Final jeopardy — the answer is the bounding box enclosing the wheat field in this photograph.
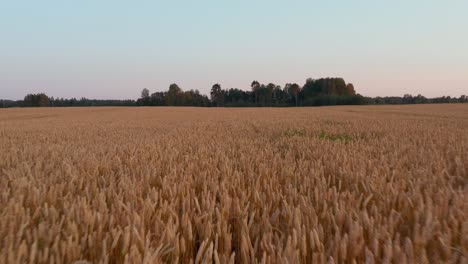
[0,105,467,263]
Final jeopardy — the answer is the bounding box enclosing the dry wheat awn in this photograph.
[0,105,467,263]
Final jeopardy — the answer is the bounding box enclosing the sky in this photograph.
[1,0,467,100]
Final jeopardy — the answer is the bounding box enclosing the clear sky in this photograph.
[1,0,467,100]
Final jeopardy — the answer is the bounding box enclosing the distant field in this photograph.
[0,105,467,263]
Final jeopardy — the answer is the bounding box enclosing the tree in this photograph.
[302,79,320,98]
[272,85,285,105]
[457,95,467,103]
[210,83,224,107]
[141,88,150,99]
[191,89,211,106]
[403,94,413,104]
[286,83,301,106]
[346,83,356,96]
[166,84,182,105]
[265,83,276,105]
[251,80,260,104]
[150,92,166,106]
[23,93,50,107]
[139,88,151,106]
[38,94,49,107]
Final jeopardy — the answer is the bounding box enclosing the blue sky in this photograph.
[1,0,467,99]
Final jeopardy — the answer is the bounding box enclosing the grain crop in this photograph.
[0,105,467,263]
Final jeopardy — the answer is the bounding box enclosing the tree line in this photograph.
[138,78,362,107]
[1,96,135,108]
[1,77,467,108]
[138,84,211,107]
[138,78,467,107]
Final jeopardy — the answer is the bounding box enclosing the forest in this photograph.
[1,77,467,107]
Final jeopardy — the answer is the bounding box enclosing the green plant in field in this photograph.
[319,130,351,143]
[283,129,307,138]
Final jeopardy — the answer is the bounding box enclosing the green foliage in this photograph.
[302,78,355,98]
[283,129,307,138]
[0,100,21,108]
[210,83,224,107]
[7,76,467,108]
[137,84,211,106]
[166,84,183,106]
[319,131,351,143]
[23,93,50,107]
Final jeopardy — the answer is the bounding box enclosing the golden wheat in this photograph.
[0,105,467,263]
